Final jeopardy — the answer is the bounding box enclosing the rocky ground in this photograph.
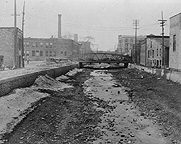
[110,68,181,143]
[2,67,181,144]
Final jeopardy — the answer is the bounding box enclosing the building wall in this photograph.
[169,13,181,70]
[79,41,92,54]
[139,35,169,68]
[118,35,145,56]
[118,35,134,55]
[0,27,23,69]
[140,39,147,66]
[24,38,80,61]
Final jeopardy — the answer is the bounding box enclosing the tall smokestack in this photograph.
[58,14,62,38]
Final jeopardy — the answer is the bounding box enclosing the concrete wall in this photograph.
[169,13,181,70]
[130,64,181,84]
[0,27,23,68]
[0,64,78,97]
[0,28,14,67]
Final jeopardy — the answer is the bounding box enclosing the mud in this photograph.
[2,68,181,144]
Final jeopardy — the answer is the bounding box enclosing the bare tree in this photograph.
[62,32,74,39]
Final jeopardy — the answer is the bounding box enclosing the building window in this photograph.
[26,51,29,56]
[173,34,176,51]
[130,39,133,44]
[46,43,49,48]
[152,50,154,58]
[160,49,161,56]
[40,51,43,56]
[157,49,158,56]
[150,41,152,48]
[49,51,52,56]
[40,43,43,47]
[50,43,53,48]
[61,51,63,54]
[64,51,67,56]
[125,44,128,51]
[36,51,39,56]
[26,42,29,47]
[46,51,48,56]
[53,51,56,57]
[36,42,38,47]
[32,50,35,56]
[32,42,35,47]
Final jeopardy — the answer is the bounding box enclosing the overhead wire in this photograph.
[25,12,163,32]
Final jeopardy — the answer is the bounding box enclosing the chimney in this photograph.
[74,34,78,42]
[58,14,62,38]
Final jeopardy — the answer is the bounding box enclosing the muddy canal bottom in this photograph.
[84,70,169,144]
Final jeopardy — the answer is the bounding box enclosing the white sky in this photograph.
[0,0,181,51]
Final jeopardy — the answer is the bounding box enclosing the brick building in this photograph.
[0,27,23,69]
[139,35,169,68]
[24,37,80,61]
[117,35,134,55]
[117,35,145,56]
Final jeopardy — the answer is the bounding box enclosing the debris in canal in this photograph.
[1,67,181,143]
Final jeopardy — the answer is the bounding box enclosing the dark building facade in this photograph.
[24,37,80,61]
[138,35,169,68]
[0,27,23,69]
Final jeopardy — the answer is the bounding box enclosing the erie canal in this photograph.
[1,67,178,144]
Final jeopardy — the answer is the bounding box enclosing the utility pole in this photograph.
[22,1,25,67]
[158,11,167,68]
[133,20,139,63]
[14,0,17,69]
[13,0,20,69]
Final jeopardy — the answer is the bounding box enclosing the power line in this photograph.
[158,11,167,68]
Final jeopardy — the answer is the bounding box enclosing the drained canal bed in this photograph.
[1,68,174,143]
[84,70,170,144]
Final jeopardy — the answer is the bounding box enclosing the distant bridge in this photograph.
[78,52,132,68]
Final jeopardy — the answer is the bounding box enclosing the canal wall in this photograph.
[0,64,78,97]
[130,64,181,84]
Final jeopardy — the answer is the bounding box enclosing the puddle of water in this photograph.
[84,70,170,144]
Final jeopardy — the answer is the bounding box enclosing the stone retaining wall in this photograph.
[0,64,78,97]
[130,64,181,84]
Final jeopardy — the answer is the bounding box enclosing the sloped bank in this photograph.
[111,68,181,143]
[131,64,181,84]
[0,64,78,97]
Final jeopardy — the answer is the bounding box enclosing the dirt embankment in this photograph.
[110,68,181,143]
[4,69,113,144]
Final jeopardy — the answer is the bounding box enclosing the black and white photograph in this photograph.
[0,0,181,143]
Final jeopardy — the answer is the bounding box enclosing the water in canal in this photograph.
[84,70,170,144]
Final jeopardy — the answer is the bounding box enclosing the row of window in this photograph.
[148,49,161,58]
[25,42,69,49]
[149,59,162,67]
[25,50,67,57]
[119,39,134,45]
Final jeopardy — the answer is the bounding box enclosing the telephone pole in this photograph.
[158,11,167,68]
[22,1,25,67]
[133,20,139,63]
[13,0,20,68]
[14,0,17,68]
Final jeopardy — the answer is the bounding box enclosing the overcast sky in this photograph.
[0,0,181,51]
